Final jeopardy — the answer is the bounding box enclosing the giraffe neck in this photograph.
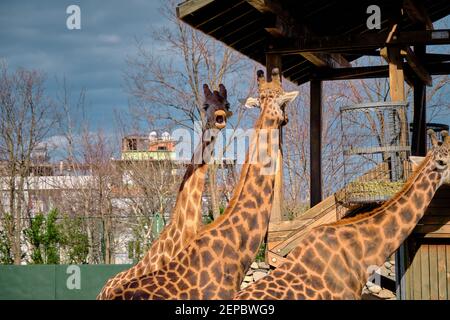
[109,101,285,300]
[197,107,280,286]
[230,153,444,300]
[134,131,217,273]
[295,152,441,274]
[355,154,441,268]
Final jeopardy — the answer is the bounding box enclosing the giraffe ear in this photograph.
[276,91,299,106]
[241,97,260,109]
[410,156,425,171]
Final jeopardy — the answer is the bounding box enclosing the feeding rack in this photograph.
[340,101,411,205]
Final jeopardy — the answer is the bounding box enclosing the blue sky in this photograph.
[1,1,449,157]
[0,0,164,134]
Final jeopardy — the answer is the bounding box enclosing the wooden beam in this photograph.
[381,47,406,100]
[310,79,322,207]
[176,0,214,19]
[382,46,410,175]
[268,29,450,54]
[301,52,351,68]
[403,0,434,30]
[246,0,350,68]
[401,47,432,86]
[411,45,427,156]
[314,62,450,81]
[246,0,268,12]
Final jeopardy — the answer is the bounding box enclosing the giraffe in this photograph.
[108,69,299,299]
[97,84,232,299]
[234,130,450,300]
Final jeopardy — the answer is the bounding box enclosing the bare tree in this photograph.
[124,0,254,218]
[0,61,57,264]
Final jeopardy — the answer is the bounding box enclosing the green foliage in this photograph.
[0,213,14,264]
[24,209,62,264]
[202,212,214,225]
[255,241,267,262]
[151,213,165,239]
[0,231,13,264]
[128,240,142,264]
[59,214,89,264]
[203,205,226,225]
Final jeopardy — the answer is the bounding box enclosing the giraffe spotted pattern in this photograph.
[108,69,299,299]
[97,84,232,299]
[235,131,450,300]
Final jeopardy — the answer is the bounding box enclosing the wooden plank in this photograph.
[176,0,214,19]
[382,45,409,167]
[412,245,422,299]
[447,245,450,297]
[246,0,349,68]
[314,62,450,82]
[437,245,448,299]
[267,251,289,268]
[403,241,413,299]
[403,0,434,31]
[411,54,427,157]
[268,218,312,233]
[275,207,338,257]
[268,29,450,54]
[417,215,450,224]
[401,47,432,86]
[429,244,439,299]
[310,79,322,208]
[415,225,450,235]
[420,243,430,300]
[246,0,267,12]
[421,233,450,239]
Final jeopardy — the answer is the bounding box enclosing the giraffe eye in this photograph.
[203,103,209,110]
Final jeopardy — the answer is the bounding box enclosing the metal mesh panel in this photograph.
[340,102,411,205]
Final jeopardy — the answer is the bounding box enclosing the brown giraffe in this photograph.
[98,84,232,299]
[108,69,299,299]
[234,130,450,300]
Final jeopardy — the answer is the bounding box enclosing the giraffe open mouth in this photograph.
[214,110,227,129]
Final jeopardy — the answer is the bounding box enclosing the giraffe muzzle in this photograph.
[214,110,227,129]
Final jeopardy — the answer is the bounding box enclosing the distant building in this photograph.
[121,132,176,161]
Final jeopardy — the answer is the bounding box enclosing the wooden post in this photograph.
[266,53,284,223]
[381,45,408,179]
[411,45,427,156]
[310,79,322,208]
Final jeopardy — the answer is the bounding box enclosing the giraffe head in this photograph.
[412,129,450,187]
[429,129,450,186]
[202,83,232,130]
[244,69,299,127]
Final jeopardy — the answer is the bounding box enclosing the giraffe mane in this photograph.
[327,152,433,226]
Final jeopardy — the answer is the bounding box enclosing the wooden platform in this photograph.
[399,185,450,300]
[267,194,350,267]
[413,185,450,238]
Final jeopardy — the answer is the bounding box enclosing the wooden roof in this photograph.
[177,0,450,84]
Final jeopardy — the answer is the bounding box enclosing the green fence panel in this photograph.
[0,265,56,300]
[0,264,132,300]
